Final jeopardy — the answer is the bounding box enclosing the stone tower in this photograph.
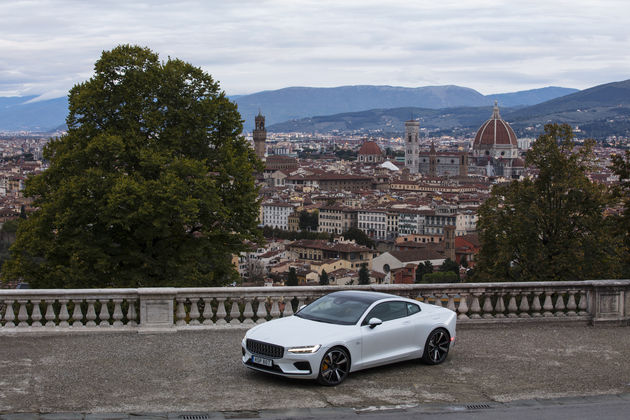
[253,111,266,160]
[404,120,420,174]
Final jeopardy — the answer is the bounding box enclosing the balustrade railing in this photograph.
[1,280,628,332]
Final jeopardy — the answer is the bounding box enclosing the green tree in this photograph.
[609,150,630,277]
[286,267,298,286]
[423,271,458,283]
[475,123,619,282]
[342,227,374,248]
[299,210,318,231]
[1,45,262,288]
[319,269,329,285]
[414,261,433,283]
[440,258,460,281]
[358,263,370,285]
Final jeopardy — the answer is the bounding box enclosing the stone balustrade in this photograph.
[1,280,628,332]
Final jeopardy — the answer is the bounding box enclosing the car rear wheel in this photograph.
[422,328,451,365]
[317,347,349,386]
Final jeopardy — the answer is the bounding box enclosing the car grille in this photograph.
[246,339,284,358]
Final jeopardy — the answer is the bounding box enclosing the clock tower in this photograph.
[253,111,266,161]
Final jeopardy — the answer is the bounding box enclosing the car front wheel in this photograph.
[422,328,451,365]
[317,347,349,386]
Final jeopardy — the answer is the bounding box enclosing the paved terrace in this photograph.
[1,324,630,415]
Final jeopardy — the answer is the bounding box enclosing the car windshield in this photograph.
[295,293,373,325]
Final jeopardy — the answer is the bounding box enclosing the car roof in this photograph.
[327,290,403,305]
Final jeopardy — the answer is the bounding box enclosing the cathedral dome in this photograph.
[473,102,517,148]
[358,141,383,156]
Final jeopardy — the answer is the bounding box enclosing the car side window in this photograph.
[362,301,408,325]
[407,303,421,315]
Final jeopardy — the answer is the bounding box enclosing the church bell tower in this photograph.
[253,111,267,161]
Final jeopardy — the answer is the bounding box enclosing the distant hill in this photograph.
[0,96,68,132]
[0,84,581,133]
[233,85,578,130]
[268,106,495,136]
[268,79,630,139]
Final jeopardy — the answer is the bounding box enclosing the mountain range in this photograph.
[0,85,576,133]
[268,79,630,139]
[2,80,630,139]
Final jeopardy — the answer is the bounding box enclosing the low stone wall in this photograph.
[1,280,628,333]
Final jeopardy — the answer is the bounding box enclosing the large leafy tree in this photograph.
[475,123,620,282]
[609,150,630,277]
[2,45,262,288]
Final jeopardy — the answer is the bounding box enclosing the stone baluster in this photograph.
[457,294,469,320]
[127,300,137,326]
[254,298,267,323]
[577,291,588,316]
[58,299,70,328]
[189,298,201,326]
[111,299,124,327]
[202,298,214,325]
[469,293,482,319]
[242,298,255,325]
[296,296,306,312]
[85,300,97,327]
[71,300,84,327]
[31,300,43,327]
[215,298,228,325]
[269,298,281,319]
[493,293,506,318]
[175,298,187,326]
[229,299,241,324]
[3,300,16,327]
[98,300,111,326]
[17,300,29,327]
[518,292,530,318]
[542,292,554,317]
[283,296,295,317]
[531,292,542,317]
[506,293,518,318]
[565,291,577,316]
[446,294,456,312]
[433,293,443,307]
[45,299,57,327]
[554,293,566,316]
[482,294,494,319]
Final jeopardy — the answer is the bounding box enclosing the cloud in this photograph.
[1,0,629,98]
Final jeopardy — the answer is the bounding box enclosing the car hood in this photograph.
[245,315,355,348]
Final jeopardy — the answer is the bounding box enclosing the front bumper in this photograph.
[241,340,322,380]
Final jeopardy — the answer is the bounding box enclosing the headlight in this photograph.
[287,344,321,354]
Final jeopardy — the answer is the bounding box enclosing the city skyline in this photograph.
[1,0,630,101]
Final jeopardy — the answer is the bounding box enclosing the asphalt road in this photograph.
[1,324,630,415]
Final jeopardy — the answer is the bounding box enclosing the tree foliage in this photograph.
[423,271,458,283]
[609,150,630,277]
[298,210,319,231]
[358,263,370,285]
[286,267,298,286]
[319,269,329,285]
[342,227,374,248]
[414,261,433,283]
[1,45,262,288]
[475,124,621,282]
[440,258,460,281]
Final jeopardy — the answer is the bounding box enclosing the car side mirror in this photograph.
[368,317,383,329]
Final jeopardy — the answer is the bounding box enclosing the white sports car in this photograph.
[242,290,457,385]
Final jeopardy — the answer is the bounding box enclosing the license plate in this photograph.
[252,355,273,367]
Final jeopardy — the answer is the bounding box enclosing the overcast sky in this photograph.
[2,0,629,100]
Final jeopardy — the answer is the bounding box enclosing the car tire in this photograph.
[421,328,451,365]
[317,347,350,386]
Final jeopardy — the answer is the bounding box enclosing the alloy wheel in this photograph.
[317,347,349,385]
[423,329,450,364]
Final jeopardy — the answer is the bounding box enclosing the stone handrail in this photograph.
[1,280,628,332]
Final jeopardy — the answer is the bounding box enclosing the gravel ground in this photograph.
[1,324,629,414]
